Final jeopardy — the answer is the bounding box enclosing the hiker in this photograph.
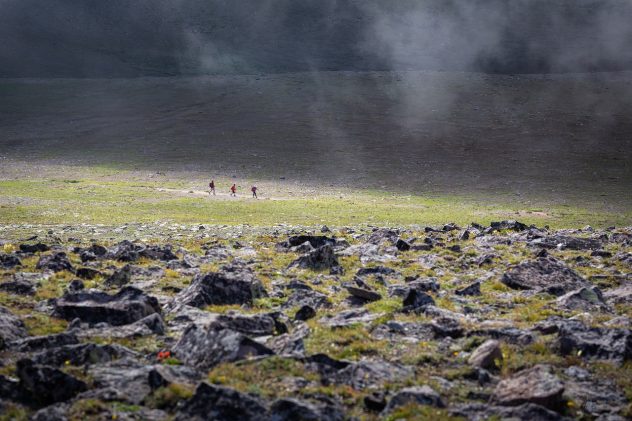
[251,185,258,198]
[230,183,237,197]
[208,179,216,195]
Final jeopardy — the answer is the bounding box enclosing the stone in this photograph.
[0,253,22,268]
[320,309,381,328]
[455,281,481,296]
[283,289,331,310]
[468,340,503,370]
[0,278,35,295]
[174,324,273,370]
[11,332,79,353]
[346,286,382,302]
[491,365,565,410]
[269,397,344,421]
[267,324,309,356]
[282,235,336,250]
[382,386,445,414]
[214,312,278,337]
[36,252,74,272]
[0,306,28,349]
[530,235,602,251]
[16,359,87,407]
[556,287,609,312]
[76,267,101,280]
[19,243,50,253]
[402,289,435,313]
[557,320,631,362]
[602,283,632,305]
[395,238,411,251]
[490,220,529,232]
[289,244,341,273]
[294,305,316,321]
[334,360,413,390]
[32,342,138,366]
[356,266,397,277]
[105,264,132,287]
[54,286,161,326]
[169,265,267,309]
[501,257,587,296]
[175,382,267,421]
[451,403,571,421]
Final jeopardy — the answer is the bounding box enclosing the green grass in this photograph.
[1,178,629,227]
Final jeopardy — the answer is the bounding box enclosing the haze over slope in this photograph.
[1,0,632,77]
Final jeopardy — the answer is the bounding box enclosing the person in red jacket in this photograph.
[208,180,216,196]
[230,183,237,197]
[251,185,258,198]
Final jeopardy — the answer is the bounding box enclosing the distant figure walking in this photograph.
[251,185,258,198]
[230,183,237,197]
[209,180,216,195]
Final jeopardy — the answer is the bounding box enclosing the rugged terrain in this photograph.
[0,221,630,420]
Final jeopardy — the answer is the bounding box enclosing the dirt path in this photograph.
[155,187,287,201]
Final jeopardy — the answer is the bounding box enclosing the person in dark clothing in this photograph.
[209,180,216,195]
[251,185,258,198]
[230,184,237,197]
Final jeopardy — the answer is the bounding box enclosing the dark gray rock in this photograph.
[105,264,132,287]
[451,403,571,421]
[556,286,609,312]
[501,257,587,296]
[346,286,382,302]
[270,397,344,421]
[283,289,331,310]
[455,281,481,296]
[491,365,565,410]
[368,228,399,245]
[170,265,267,309]
[66,279,84,293]
[32,342,137,366]
[11,332,79,353]
[356,266,397,277]
[468,339,503,370]
[266,324,309,357]
[469,326,535,345]
[334,360,413,390]
[175,382,268,421]
[54,286,160,326]
[490,220,529,232]
[531,235,602,250]
[214,312,278,337]
[76,267,101,280]
[282,235,336,250]
[402,289,435,313]
[36,252,73,272]
[371,321,435,341]
[431,317,464,338]
[174,324,273,370]
[16,359,87,407]
[0,306,28,349]
[382,386,444,414]
[0,278,35,295]
[0,253,21,268]
[320,308,381,328]
[395,238,411,251]
[294,305,316,321]
[603,283,632,305]
[30,403,70,421]
[557,321,632,362]
[19,243,50,253]
[289,244,341,273]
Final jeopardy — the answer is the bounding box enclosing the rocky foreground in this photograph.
[0,222,631,420]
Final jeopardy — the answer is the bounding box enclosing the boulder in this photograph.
[0,278,35,295]
[105,264,132,287]
[16,359,87,407]
[19,243,50,253]
[555,287,609,312]
[491,365,565,410]
[11,332,79,353]
[54,286,160,326]
[490,220,529,232]
[289,244,341,273]
[334,360,413,390]
[281,235,336,250]
[0,253,21,268]
[173,324,273,370]
[346,286,382,302]
[557,321,631,362]
[76,267,101,280]
[270,397,344,421]
[382,386,444,414]
[602,283,632,305]
[451,403,571,421]
[36,252,74,272]
[266,324,309,357]
[468,340,503,370]
[214,312,278,337]
[501,257,587,296]
[530,235,602,250]
[175,382,267,421]
[402,289,435,313]
[283,289,331,310]
[32,343,138,366]
[0,306,28,349]
[320,309,381,328]
[455,281,481,296]
[169,265,267,309]
[294,305,316,321]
